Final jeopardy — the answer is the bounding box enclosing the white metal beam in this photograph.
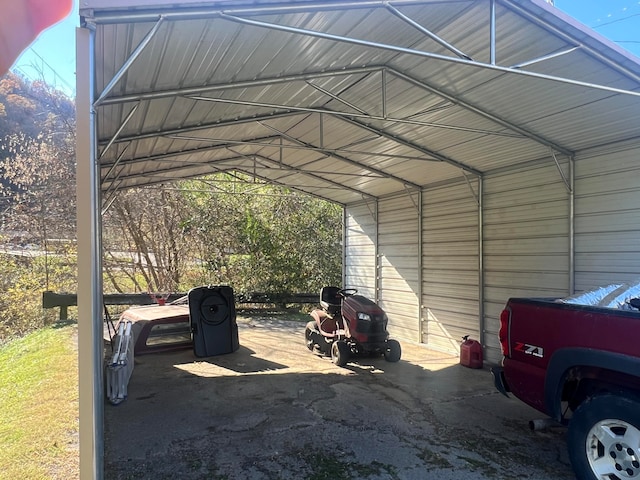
[76,26,104,480]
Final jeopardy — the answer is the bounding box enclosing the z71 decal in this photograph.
[514,342,544,358]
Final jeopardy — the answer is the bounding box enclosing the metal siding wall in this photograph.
[422,182,479,355]
[483,162,570,363]
[344,203,377,300]
[574,142,640,290]
[342,144,640,365]
[378,193,420,341]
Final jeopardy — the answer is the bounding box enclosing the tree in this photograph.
[101,174,343,296]
[102,186,192,293]
[0,71,343,342]
[181,174,342,294]
[0,72,77,341]
[0,72,76,244]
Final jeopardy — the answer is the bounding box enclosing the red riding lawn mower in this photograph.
[305,286,402,366]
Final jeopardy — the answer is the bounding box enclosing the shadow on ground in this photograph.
[104,315,575,480]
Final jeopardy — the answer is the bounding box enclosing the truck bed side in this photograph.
[500,298,640,417]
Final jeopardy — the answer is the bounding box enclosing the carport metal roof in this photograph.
[76,1,640,478]
[82,0,640,207]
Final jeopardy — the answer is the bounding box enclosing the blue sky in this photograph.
[558,0,640,52]
[11,0,79,96]
[10,0,640,97]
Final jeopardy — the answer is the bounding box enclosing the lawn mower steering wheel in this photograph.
[338,288,358,297]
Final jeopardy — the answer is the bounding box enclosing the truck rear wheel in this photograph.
[568,394,640,480]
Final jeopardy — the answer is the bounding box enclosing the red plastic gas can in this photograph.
[460,335,483,369]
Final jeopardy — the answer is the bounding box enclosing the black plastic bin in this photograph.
[188,285,239,357]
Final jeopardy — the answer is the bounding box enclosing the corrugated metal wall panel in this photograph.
[345,245,375,258]
[576,191,640,216]
[483,218,568,239]
[575,254,640,274]
[345,203,377,299]
[343,145,640,365]
[343,149,640,366]
[379,231,420,246]
[378,193,420,342]
[423,295,478,317]
[423,270,478,289]
[575,231,640,252]
[484,271,568,294]
[484,254,568,272]
[574,142,640,291]
[483,162,570,363]
[424,307,478,354]
[422,182,479,356]
[482,199,568,223]
[483,236,567,255]
[423,225,478,242]
[575,212,640,231]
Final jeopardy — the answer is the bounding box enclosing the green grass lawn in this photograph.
[0,323,79,480]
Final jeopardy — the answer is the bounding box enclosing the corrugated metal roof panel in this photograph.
[83,0,640,204]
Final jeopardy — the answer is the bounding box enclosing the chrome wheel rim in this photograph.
[586,419,640,479]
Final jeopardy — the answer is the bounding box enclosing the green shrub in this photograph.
[0,249,76,344]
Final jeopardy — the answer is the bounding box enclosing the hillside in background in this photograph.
[0,72,343,342]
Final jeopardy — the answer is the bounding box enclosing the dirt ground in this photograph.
[103,313,576,480]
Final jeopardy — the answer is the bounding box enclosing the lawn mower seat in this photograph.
[311,308,339,335]
[320,286,342,316]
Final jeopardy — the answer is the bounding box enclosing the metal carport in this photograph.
[76,0,640,477]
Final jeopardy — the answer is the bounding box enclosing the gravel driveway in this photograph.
[104,313,575,480]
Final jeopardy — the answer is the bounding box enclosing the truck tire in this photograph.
[568,393,640,480]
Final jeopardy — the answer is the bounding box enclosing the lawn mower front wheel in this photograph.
[384,339,401,362]
[331,340,350,366]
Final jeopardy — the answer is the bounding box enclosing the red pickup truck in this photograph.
[492,284,640,480]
